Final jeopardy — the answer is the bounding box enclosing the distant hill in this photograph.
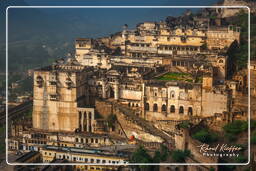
[0,0,222,73]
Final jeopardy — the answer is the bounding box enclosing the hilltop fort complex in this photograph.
[7,6,255,171]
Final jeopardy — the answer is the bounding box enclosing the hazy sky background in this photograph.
[6,0,220,39]
[0,0,221,72]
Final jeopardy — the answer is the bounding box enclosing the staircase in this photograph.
[111,101,174,144]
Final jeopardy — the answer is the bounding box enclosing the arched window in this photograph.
[188,107,193,116]
[170,105,175,113]
[162,104,166,112]
[145,103,149,111]
[179,106,184,114]
[36,76,43,88]
[170,91,175,98]
[153,104,158,112]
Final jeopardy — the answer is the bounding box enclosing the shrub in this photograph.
[235,155,247,163]
[179,121,190,129]
[171,149,190,163]
[209,168,215,171]
[251,120,256,129]
[225,133,237,142]
[251,131,256,145]
[223,120,248,142]
[130,146,152,164]
[192,129,218,143]
[223,120,248,135]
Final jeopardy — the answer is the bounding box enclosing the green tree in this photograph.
[223,120,248,142]
[171,149,190,163]
[152,150,162,163]
[130,146,152,170]
[192,129,218,143]
[223,120,248,135]
[251,131,256,144]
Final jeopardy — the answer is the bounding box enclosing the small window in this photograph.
[145,103,149,111]
[162,104,166,112]
[153,104,158,112]
[179,106,184,114]
[188,107,193,116]
[170,91,175,98]
[170,105,175,113]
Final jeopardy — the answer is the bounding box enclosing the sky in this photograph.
[4,0,221,39]
[0,0,222,72]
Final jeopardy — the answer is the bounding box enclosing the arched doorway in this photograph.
[110,87,114,98]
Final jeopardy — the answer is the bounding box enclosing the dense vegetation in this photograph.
[226,12,256,74]
[223,120,248,142]
[0,125,5,154]
[251,120,256,144]
[171,149,191,163]
[130,145,170,170]
[192,128,218,143]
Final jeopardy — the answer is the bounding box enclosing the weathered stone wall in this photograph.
[95,100,113,119]
[202,89,230,117]
[175,129,218,165]
[32,67,88,132]
[115,107,164,143]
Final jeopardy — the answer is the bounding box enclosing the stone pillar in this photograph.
[81,111,84,131]
[102,80,107,99]
[114,80,119,100]
[87,112,90,132]
[91,112,95,133]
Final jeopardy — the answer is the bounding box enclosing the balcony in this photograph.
[129,46,157,52]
